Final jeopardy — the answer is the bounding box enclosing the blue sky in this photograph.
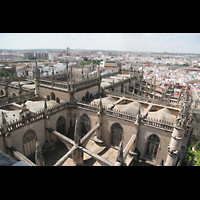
[0,33,200,53]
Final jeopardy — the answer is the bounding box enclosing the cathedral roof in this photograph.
[148,107,176,123]
[0,109,21,125]
[25,100,58,113]
[113,101,145,114]
[91,96,117,108]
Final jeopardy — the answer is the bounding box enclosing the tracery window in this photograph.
[51,92,55,100]
[81,114,91,137]
[146,134,160,159]
[57,116,66,135]
[111,123,123,147]
[23,130,36,157]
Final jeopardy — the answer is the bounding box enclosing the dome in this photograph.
[113,101,145,114]
[90,97,118,108]
[148,107,176,123]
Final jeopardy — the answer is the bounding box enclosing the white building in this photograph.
[49,53,55,61]
[100,60,117,68]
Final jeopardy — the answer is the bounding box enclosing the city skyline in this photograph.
[0,33,200,54]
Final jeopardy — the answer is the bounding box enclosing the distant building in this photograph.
[35,53,48,59]
[100,60,117,68]
[24,52,34,59]
[66,47,70,56]
[0,64,17,75]
[49,53,55,61]
[0,53,13,60]
[66,47,70,53]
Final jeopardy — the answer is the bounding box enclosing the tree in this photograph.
[84,57,88,61]
[0,70,12,78]
[195,140,200,151]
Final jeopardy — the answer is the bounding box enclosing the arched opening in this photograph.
[90,93,93,100]
[0,90,4,95]
[111,123,123,147]
[51,92,55,100]
[145,134,160,159]
[80,114,91,137]
[23,130,37,158]
[56,97,60,103]
[46,95,50,101]
[56,116,66,135]
[82,96,85,102]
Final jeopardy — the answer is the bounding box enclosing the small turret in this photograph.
[165,100,190,166]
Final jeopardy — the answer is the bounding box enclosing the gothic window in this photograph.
[111,123,123,147]
[56,97,60,103]
[51,92,55,100]
[57,116,66,135]
[80,114,91,137]
[0,90,4,95]
[145,134,160,159]
[23,130,37,158]
[46,95,50,101]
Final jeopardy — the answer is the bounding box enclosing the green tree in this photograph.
[195,140,200,151]
[84,57,88,61]
[0,70,12,78]
[194,151,200,166]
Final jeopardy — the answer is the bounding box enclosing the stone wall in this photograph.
[136,124,171,164]
[39,86,70,102]
[4,119,46,154]
[75,85,98,101]
[3,104,69,154]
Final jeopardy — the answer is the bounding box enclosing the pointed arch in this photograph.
[50,92,55,100]
[56,97,60,103]
[80,113,91,137]
[145,134,160,159]
[56,116,66,135]
[23,130,37,158]
[110,123,123,147]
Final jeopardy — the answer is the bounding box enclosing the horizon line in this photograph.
[0,48,199,54]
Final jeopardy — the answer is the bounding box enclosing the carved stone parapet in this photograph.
[167,145,179,157]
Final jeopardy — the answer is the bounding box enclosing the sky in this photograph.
[0,33,200,53]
